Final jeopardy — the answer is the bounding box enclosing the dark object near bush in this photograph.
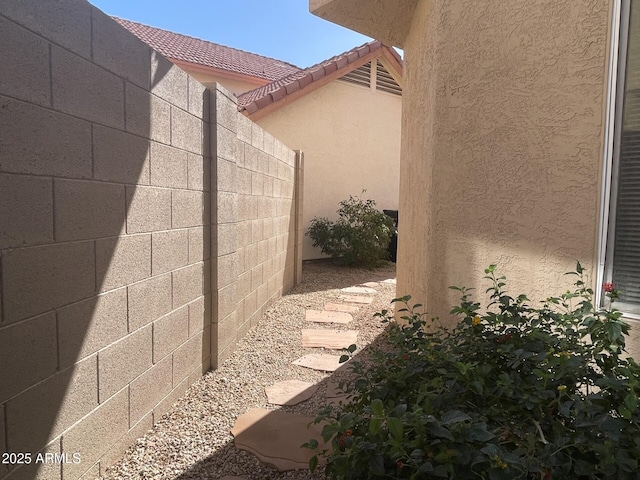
[306,196,394,267]
[383,209,398,263]
[307,263,640,479]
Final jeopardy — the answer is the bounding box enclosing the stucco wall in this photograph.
[0,2,301,478]
[256,79,402,259]
[394,0,611,324]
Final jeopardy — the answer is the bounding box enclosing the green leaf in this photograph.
[347,343,357,353]
[441,410,471,425]
[618,405,632,420]
[388,417,403,440]
[339,355,350,363]
[309,455,318,472]
[369,455,385,475]
[369,418,382,435]
[624,392,638,412]
[371,398,384,416]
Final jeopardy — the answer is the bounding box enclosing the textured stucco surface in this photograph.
[257,79,401,260]
[394,0,611,324]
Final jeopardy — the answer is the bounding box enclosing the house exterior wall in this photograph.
[256,79,402,260]
[311,0,640,356]
[0,2,301,478]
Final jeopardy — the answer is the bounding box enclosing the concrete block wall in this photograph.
[211,85,303,367]
[0,3,213,478]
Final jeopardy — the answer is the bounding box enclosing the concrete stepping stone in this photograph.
[306,309,353,324]
[301,329,358,349]
[339,294,373,304]
[231,408,327,471]
[324,303,359,313]
[341,286,377,294]
[265,380,318,406]
[381,278,397,285]
[361,281,381,288]
[293,353,345,371]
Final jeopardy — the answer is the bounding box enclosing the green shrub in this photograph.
[306,195,394,267]
[306,264,640,479]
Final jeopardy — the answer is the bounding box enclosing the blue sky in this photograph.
[89,0,373,68]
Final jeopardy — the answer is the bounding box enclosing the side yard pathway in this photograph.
[101,262,396,480]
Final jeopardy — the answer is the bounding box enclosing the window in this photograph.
[604,0,640,315]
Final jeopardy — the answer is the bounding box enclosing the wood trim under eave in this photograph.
[168,58,272,86]
[245,48,384,121]
[379,48,404,88]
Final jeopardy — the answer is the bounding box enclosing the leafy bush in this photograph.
[307,264,640,479]
[306,195,394,267]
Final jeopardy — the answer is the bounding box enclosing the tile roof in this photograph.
[113,17,301,82]
[237,41,402,115]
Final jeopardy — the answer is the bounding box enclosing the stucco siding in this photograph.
[397,0,611,323]
[257,79,402,260]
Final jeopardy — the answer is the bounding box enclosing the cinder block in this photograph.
[6,355,97,455]
[244,290,258,321]
[128,274,172,331]
[237,221,252,248]
[245,243,258,271]
[187,153,209,191]
[125,84,171,144]
[188,76,208,119]
[77,461,100,480]
[257,283,268,310]
[0,96,92,178]
[92,9,150,89]
[171,106,202,155]
[57,288,128,368]
[251,265,263,292]
[258,151,270,175]
[61,388,128,480]
[257,240,268,263]
[172,329,207,385]
[243,144,259,171]
[251,124,264,150]
[187,296,207,337]
[151,53,188,110]
[54,179,125,242]
[216,158,237,193]
[0,0,91,59]
[237,318,251,342]
[150,142,188,188]
[0,17,50,105]
[216,282,237,321]
[100,412,152,472]
[251,172,265,196]
[152,306,188,363]
[215,191,238,224]
[237,271,251,300]
[237,168,252,195]
[203,258,211,295]
[264,176,274,196]
[263,131,275,156]
[215,223,237,258]
[129,356,172,425]
[214,88,238,133]
[96,234,151,293]
[153,375,189,423]
[218,253,238,290]
[172,263,204,309]
[188,226,210,263]
[237,195,257,222]
[152,230,189,275]
[2,241,95,323]
[172,190,205,228]
[216,124,237,163]
[268,157,279,178]
[251,219,263,244]
[51,46,124,128]
[98,326,152,401]
[213,311,237,352]
[0,312,57,404]
[0,174,53,249]
[237,114,252,144]
[126,186,172,234]
[93,125,150,185]
[4,441,61,480]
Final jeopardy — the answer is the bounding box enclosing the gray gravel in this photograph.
[101,261,397,480]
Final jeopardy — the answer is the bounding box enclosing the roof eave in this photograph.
[169,58,273,86]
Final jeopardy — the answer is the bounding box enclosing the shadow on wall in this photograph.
[0,3,211,479]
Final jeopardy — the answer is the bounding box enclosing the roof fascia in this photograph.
[245,48,383,122]
[169,58,271,86]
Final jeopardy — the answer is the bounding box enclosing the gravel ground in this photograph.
[101,261,397,480]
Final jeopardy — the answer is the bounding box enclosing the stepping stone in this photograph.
[306,309,353,324]
[293,353,346,372]
[381,278,397,285]
[324,303,359,313]
[361,281,381,288]
[341,286,377,294]
[339,295,373,304]
[265,380,318,406]
[231,408,327,471]
[301,329,358,349]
